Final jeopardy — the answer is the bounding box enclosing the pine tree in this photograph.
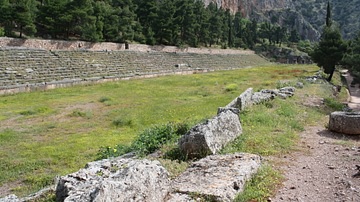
[135,0,158,45]
[154,0,177,45]
[37,0,68,39]
[0,0,13,36]
[12,0,38,37]
[326,1,332,27]
[207,2,222,47]
[194,0,210,47]
[311,2,347,81]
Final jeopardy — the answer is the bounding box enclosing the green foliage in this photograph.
[342,32,360,73]
[0,27,4,36]
[235,165,282,202]
[297,40,314,54]
[98,96,111,103]
[1,0,290,48]
[97,122,191,159]
[310,3,347,82]
[19,106,51,116]
[97,144,132,160]
[131,122,190,156]
[69,109,93,119]
[311,26,347,81]
[112,117,134,127]
[324,97,344,111]
[225,83,238,92]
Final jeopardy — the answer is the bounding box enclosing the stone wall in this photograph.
[0,38,267,95]
[0,37,254,54]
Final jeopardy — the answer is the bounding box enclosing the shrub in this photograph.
[131,123,186,156]
[225,83,238,92]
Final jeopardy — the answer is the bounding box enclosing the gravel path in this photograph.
[273,70,360,202]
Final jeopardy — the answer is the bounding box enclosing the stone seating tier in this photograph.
[0,48,268,90]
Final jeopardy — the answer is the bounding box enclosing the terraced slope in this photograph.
[0,48,268,93]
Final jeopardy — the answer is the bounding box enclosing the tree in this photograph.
[326,1,332,27]
[154,0,177,45]
[0,0,14,36]
[207,2,222,47]
[12,0,38,37]
[310,2,347,81]
[37,0,69,39]
[342,32,360,72]
[193,0,210,46]
[135,0,158,45]
[175,0,197,46]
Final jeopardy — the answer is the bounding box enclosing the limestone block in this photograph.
[251,91,275,104]
[226,88,253,111]
[329,111,360,135]
[178,108,242,158]
[56,158,171,202]
[170,153,261,202]
[0,195,20,202]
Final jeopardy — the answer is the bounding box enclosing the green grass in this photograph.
[0,64,332,197]
[234,165,283,202]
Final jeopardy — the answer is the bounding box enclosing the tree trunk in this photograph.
[327,69,335,81]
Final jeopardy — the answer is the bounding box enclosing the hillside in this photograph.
[207,0,360,40]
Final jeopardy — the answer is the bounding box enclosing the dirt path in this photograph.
[342,70,360,111]
[273,71,360,201]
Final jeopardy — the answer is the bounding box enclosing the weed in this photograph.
[225,83,238,92]
[97,122,191,159]
[324,97,344,111]
[157,158,189,179]
[234,164,282,202]
[99,96,111,103]
[98,96,114,106]
[112,117,134,127]
[97,144,132,160]
[0,128,17,142]
[131,122,189,156]
[19,107,51,116]
[69,109,93,119]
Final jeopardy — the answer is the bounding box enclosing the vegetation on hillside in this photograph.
[310,1,347,81]
[0,0,297,49]
[294,0,360,40]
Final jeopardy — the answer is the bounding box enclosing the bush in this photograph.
[131,122,190,156]
[97,122,191,159]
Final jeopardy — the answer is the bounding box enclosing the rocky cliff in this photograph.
[203,0,359,40]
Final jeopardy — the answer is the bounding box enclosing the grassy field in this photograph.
[0,64,347,199]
